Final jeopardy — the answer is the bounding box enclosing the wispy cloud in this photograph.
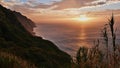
[0,0,120,22]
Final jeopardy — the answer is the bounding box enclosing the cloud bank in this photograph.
[0,0,120,22]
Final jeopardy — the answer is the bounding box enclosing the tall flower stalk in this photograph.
[109,13,116,52]
[108,14,116,68]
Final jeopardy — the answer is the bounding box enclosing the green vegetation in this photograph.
[0,5,71,68]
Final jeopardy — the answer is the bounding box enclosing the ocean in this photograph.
[34,22,120,57]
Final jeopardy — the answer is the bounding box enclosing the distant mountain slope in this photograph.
[0,5,71,68]
[14,12,36,35]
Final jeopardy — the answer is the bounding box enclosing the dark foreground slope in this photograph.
[0,5,71,68]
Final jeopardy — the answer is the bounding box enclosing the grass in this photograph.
[75,14,120,68]
[0,51,36,68]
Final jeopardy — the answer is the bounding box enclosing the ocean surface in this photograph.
[34,22,120,57]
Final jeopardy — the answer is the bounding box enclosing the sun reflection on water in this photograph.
[76,26,92,48]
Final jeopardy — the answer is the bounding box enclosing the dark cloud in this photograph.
[91,1,106,6]
[97,2,106,5]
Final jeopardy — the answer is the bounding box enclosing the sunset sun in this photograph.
[78,15,90,22]
[73,15,92,22]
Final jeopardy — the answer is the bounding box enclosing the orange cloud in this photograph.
[0,0,120,23]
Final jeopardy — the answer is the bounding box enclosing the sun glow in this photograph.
[74,15,92,22]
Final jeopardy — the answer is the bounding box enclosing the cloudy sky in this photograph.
[0,0,120,23]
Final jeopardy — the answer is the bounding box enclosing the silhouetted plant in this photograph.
[76,47,88,68]
[76,40,104,68]
[109,14,116,51]
[108,14,118,68]
[88,40,104,68]
[75,14,120,68]
[101,25,109,67]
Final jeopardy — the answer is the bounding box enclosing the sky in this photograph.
[0,0,120,24]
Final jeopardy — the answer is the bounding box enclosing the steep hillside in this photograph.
[0,5,71,68]
[14,12,36,35]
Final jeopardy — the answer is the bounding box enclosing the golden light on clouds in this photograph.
[0,0,120,23]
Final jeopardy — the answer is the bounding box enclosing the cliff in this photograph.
[0,4,71,68]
